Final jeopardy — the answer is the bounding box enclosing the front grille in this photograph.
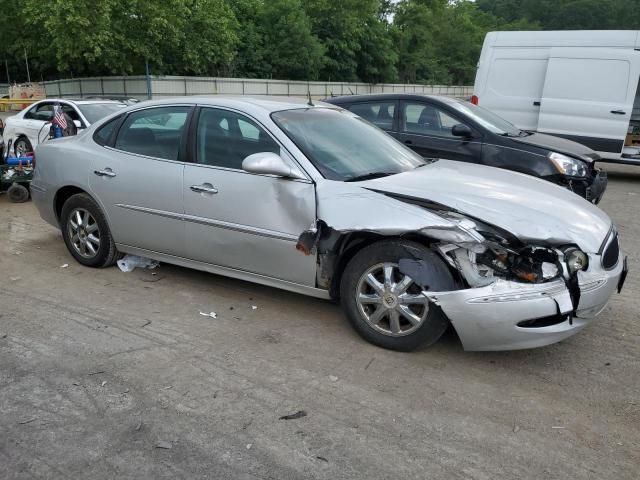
[602,233,619,270]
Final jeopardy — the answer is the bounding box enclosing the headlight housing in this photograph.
[548,152,588,177]
[565,248,589,273]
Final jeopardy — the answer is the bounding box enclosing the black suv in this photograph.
[325,94,607,203]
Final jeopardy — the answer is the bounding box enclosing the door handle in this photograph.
[533,101,541,106]
[190,184,218,194]
[611,110,626,115]
[404,140,413,145]
[94,169,116,177]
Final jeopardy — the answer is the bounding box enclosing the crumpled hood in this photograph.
[359,160,611,252]
[511,132,600,163]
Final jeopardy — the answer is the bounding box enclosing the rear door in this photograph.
[396,101,482,162]
[89,105,191,256]
[538,48,640,158]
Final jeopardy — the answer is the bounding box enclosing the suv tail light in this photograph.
[471,95,479,105]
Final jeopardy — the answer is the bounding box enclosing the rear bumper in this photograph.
[426,252,625,351]
[29,180,59,228]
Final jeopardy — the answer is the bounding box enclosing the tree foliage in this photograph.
[1,0,637,85]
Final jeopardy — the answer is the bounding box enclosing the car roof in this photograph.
[121,95,337,113]
[324,93,463,105]
[34,98,127,105]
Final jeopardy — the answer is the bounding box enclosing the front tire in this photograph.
[60,193,119,267]
[340,240,457,351]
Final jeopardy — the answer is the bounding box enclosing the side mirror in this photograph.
[242,152,306,179]
[73,120,83,129]
[452,124,473,138]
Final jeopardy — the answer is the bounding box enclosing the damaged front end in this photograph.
[296,183,619,351]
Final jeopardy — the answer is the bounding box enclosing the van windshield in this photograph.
[450,101,526,137]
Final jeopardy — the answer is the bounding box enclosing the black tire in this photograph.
[7,183,30,203]
[60,193,120,268]
[14,136,33,157]
[340,239,457,352]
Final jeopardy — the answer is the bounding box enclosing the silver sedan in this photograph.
[30,96,627,351]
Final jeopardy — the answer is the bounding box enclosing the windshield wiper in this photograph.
[344,171,395,182]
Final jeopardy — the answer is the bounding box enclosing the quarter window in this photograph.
[114,106,189,160]
[93,116,121,146]
[196,108,279,169]
[402,103,463,138]
[347,101,396,130]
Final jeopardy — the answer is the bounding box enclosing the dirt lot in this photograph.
[1,164,639,479]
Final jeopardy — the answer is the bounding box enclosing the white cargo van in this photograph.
[473,30,640,163]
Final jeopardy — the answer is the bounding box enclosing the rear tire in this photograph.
[7,183,30,203]
[14,137,32,157]
[340,239,457,351]
[60,193,120,268]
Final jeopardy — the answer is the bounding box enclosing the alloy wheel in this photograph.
[67,208,101,258]
[356,262,430,337]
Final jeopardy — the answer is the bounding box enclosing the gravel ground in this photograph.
[1,163,638,479]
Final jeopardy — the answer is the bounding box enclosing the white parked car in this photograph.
[3,98,127,156]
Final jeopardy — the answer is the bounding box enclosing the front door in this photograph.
[538,48,640,158]
[182,107,317,286]
[89,105,191,256]
[396,101,482,163]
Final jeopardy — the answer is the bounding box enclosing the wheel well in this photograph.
[54,186,87,222]
[328,232,432,300]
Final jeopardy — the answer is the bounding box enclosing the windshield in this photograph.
[449,101,523,136]
[78,103,127,124]
[272,108,425,181]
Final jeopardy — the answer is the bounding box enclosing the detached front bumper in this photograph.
[426,252,626,351]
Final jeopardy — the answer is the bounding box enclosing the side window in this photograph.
[114,106,189,160]
[61,105,81,122]
[402,102,463,138]
[196,108,280,169]
[93,116,121,146]
[347,101,395,130]
[25,103,54,121]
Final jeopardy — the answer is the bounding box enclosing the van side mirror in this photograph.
[242,152,306,180]
[452,124,473,138]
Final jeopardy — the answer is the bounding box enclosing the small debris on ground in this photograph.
[316,456,328,463]
[279,410,307,420]
[10,276,21,282]
[605,362,611,366]
[18,417,37,425]
[155,441,172,449]
[141,320,151,328]
[199,311,217,319]
[251,306,258,310]
[364,358,375,370]
[101,381,107,387]
[117,255,159,273]
[329,375,338,382]
[246,443,253,450]
[513,424,520,433]
[60,263,69,268]
[135,420,143,431]
[551,426,566,429]
[87,370,105,376]
[1,333,7,339]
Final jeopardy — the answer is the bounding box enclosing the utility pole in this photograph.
[145,59,152,100]
[24,48,30,83]
[5,59,9,85]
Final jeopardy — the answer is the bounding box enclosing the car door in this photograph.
[89,105,191,256]
[396,101,482,163]
[182,106,317,286]
[538,48,640,158]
